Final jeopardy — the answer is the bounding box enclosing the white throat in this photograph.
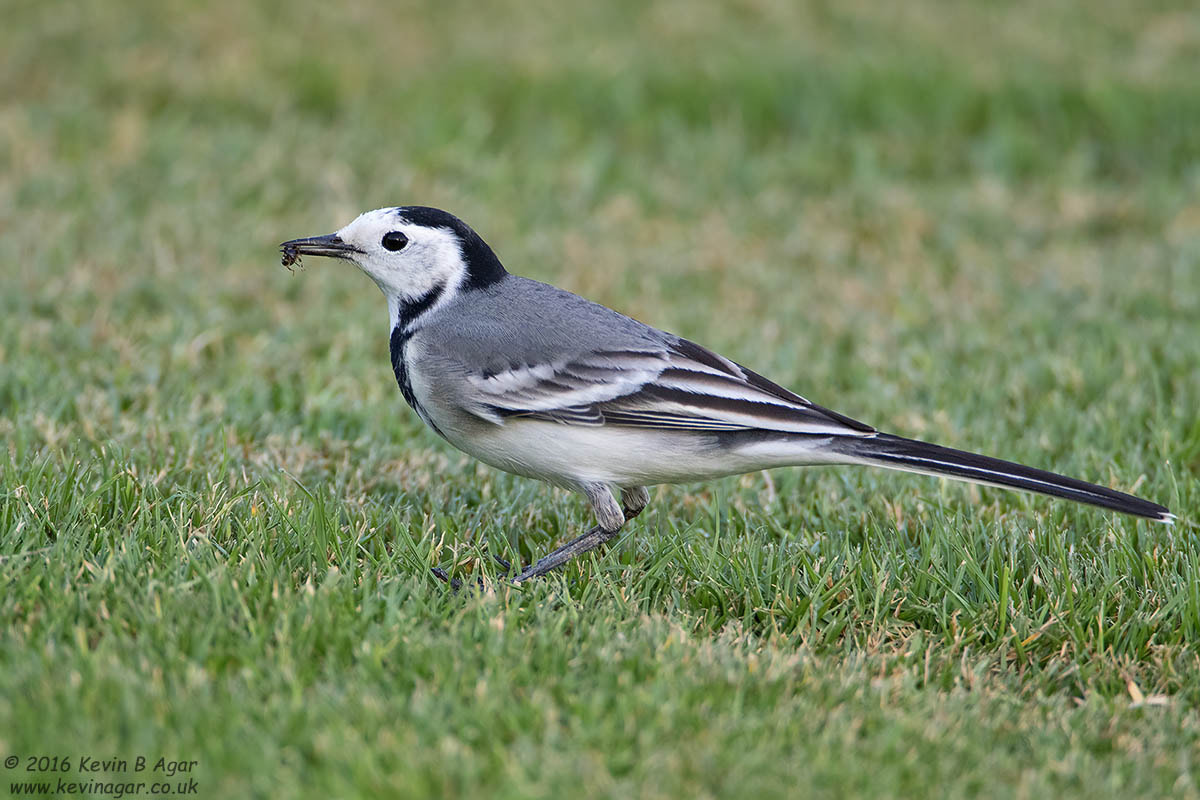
[384,268,464,334]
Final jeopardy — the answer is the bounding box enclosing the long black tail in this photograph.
[832,433,1174,522]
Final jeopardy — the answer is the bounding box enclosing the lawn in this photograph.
[2,0,1199,797]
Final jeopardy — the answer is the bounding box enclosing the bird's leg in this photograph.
[513,485,649,583]
[620,486,650,520]
[510,524,615,582]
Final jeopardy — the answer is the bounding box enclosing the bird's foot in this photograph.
[431,554,512,592]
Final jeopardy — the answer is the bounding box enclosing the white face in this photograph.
[334,208,468,307]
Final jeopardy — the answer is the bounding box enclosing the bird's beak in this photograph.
[279,233,362,262]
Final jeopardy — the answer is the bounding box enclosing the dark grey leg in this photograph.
[510,524,618,582]
[621,486,650,519]
[512,485,650,583]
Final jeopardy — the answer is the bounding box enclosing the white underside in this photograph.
[433,415,843,490]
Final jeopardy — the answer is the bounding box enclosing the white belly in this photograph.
[435,414,839,490]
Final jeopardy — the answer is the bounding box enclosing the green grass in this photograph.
[3,0,1200,797]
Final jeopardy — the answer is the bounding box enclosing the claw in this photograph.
[430,553,514,591]
[430,566,464,591]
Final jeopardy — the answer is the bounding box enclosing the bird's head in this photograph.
[280,206,507,325]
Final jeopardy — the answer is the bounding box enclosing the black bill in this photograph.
[279,233,362,267]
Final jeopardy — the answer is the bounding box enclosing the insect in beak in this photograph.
[278,234,362,270]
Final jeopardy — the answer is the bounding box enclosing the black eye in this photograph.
[381,231,409,251]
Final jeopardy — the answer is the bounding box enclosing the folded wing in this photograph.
[465,337,875,437]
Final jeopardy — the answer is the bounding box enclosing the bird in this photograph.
[280,206,1174,583]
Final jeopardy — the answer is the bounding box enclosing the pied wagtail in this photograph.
[281,207,1174,583]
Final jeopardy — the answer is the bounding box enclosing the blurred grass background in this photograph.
[2,0,1199,797]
